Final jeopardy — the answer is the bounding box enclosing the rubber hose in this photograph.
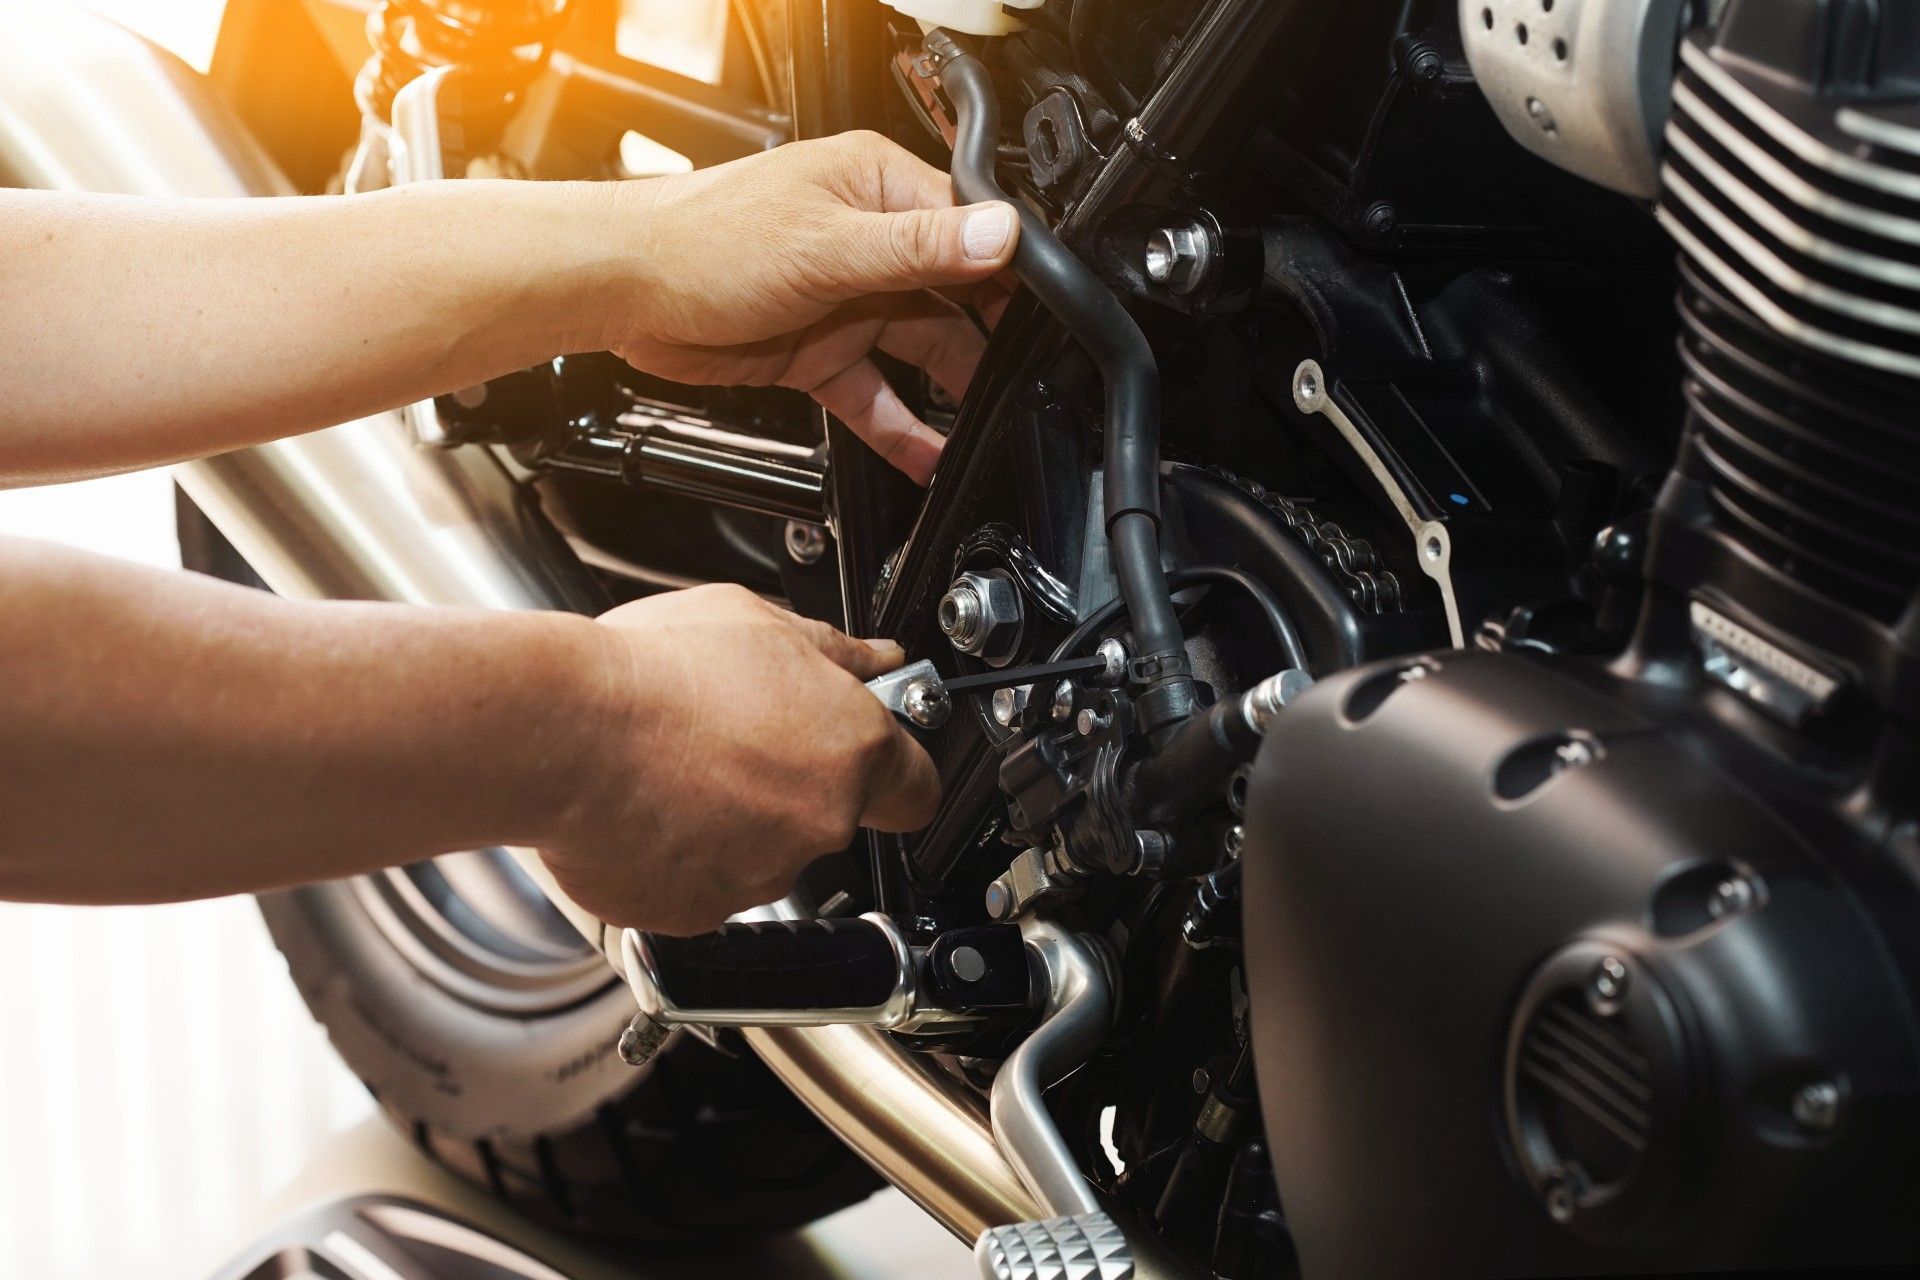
[928,29,1190,686]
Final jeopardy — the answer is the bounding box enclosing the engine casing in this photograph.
[1241,649,1920,1276]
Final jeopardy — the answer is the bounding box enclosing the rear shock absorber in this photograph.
[355,0,574,125]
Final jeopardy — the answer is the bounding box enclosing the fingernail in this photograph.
[863,637,900,651]
[963,204,1014,261]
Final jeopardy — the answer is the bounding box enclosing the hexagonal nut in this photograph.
[947,570,1023,665]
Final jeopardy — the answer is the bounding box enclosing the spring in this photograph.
[355,0,574,123]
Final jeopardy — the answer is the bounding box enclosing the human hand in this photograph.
[540,584,941,935]
[599,131,1020,484]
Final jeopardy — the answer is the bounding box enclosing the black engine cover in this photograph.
[1241,649,1920,1276]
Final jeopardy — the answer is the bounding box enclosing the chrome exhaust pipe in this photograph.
[0,6,1037,1242]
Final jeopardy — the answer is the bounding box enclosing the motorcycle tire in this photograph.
[176,492,878,1241]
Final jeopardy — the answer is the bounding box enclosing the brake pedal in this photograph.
[976,1211,1135,1280]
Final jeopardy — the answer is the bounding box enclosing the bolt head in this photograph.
[1591,956,1629,1007]
[991,683,1031,727]
[1224,824,1245,858]
[1542,1173,1578,1224]
[983,880,1011,920]
[1095,637,1129,686]
[1707,874,1758,920]
[941,571,1022,663]
[902,679,951,729]
[1076,706,1110,736]
[949,945,988,984]
[783,520,827,565]
[1142,221,1212,295]
[1051,680,1077,722]
[1191,1067,1212,1094]
[1791,1080,1841,1133]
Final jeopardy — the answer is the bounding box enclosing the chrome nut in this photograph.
[1143,220,1214,295]
[938,570,1024,667]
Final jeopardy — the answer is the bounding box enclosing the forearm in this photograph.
[0,536,613,903]
[0,181,631,484]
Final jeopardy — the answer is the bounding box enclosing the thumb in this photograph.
[845,200,1019,293]
[785,613,903,679]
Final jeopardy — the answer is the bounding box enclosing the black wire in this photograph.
[1069,0,1139,117]
[1049,566,1310,674]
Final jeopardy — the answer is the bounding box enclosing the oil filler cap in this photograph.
[1503,939,1695,1243]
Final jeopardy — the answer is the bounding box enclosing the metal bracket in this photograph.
[1292,359,1464,645]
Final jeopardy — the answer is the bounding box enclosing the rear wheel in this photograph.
[177,495,877,1240]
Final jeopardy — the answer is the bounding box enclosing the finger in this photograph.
[808,356,945,485]
[873,293,988,403]
[825,130,955,213]
[786,611,904,679]
[832,200,1019,296]
[859,722,943,833]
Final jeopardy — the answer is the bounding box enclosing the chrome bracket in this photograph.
[1292,360,1464,645]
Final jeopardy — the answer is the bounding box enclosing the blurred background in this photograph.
[0,3,965,1277]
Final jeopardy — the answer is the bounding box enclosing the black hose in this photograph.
[928,28,1194,733]
[1068,0,1138,117]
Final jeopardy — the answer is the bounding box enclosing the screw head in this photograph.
[949,945,988,984]
[983,880,1012,920]
[1591,955,1629,1009]
[1224,824,1245,858]
[1191,1067,1212,1094]
[1526,95,1558,133]
[991,684,1031,727]
[1095,637,1129,685]
[1363,200,1397,238]
[1791,1080,1841,1133]
[902,679,951,729]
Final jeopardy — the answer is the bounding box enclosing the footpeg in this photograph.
[976,1211,1135,1280]
[618,913,1029,1040]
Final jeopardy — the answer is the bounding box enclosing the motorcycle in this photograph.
[4,0,1918,1274]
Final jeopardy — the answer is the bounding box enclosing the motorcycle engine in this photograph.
[1244,2,1920,1274]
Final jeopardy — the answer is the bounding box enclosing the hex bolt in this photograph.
[1591,955,1629,1008]
[1791,1080,1841,1134]
[617,1011,670,1068]
[1051,679,1077,722]
[1142,220,1213,295]
[938,570,1023,664]
[991,683,1031,728]
[783,520,827,565]
[949,945,988,984]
